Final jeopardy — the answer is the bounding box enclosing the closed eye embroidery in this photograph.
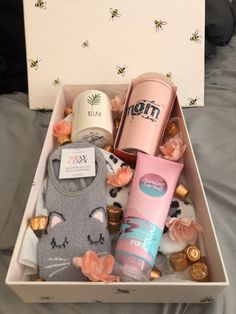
[87,233,104,245]
[51,236,69,249]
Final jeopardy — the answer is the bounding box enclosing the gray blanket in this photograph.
[0,36,236,314]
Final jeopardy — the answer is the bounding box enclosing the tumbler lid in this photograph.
[133,72,177,93]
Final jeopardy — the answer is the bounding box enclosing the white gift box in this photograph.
[23,0,205,109]
[5,84,228,303]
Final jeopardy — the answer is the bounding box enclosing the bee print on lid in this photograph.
[116,65,128,77]
[53,78,61,86]
[154,19,167,32]
[110,8,121,20]
[166,72,173,80]
[28,58,41,70]
[35,0,47,9]
[190,29,201,43]
[81,40,90,49]
[188,97,200,106]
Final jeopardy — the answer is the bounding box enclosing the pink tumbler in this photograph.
[117,73,177,155]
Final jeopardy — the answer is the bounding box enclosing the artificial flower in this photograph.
[73,250,119,283]
[111,95,125,113]
[160,137,187,161]
[166,217,203,244]
[53,119,72,138]
[107,165,133,187]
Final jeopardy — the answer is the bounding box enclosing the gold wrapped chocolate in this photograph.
[107,206,122,222]
[190,262,209,282]
[64,107,73,116]
[114,118,121,129]
[57,134,71,146]
[150,268,161,281]
[185,245,201,263]
[165,121,179,137]
[29,274,44,281]
[103,145,114,153]
[169,252,188,272]
[30,215,48,231]
[108,220,122,234]
[175,183,190,200]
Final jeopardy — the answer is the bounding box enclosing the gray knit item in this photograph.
[38,142,111,281]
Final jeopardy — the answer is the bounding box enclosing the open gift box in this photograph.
[5,83,228,303]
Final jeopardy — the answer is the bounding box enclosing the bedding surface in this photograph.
[0,36,236,314]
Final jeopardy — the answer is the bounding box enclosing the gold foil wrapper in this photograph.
[185,246,201,263]
[29,274,44,281]
[108,220,122,234]
[169,252,188,272]
[165,122,179,137]
[57,134,71,146]
[114,119,121,129]
[30,216,48,231]
[107,206,122,222]
[175,183,190,200]
[64,107,73,116]
[150,268,161,281]
[103,145,114,153]
[190,262,209,282]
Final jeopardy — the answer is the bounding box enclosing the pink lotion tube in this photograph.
[114,153,183,281]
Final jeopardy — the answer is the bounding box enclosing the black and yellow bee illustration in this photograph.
[53,78,61,86]
[28,58,41,70]
[81,40,90,49]
[110,8,121,20]
[35,0,47,9]
[116,65,128,77]
[154,19,167,32]
[166,72,173,79]
[190,29,201,43]
[188,97,200,106]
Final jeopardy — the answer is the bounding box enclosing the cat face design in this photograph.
[38,206,111,281]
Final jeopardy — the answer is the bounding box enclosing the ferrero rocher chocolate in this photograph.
[169,252,188,272]
[29,274,44,281]
[185,246,201,263]
[103,145,113,153]
[108,220,122,234]
[114,118,121,129]
[30,216,48,231]
[190,262,209,282]
[165,121,179,137]
[150,268,161,281]
[64,107,73,116]
[175,183,190,200]
[107,206,122,222]
[57,134,71,146]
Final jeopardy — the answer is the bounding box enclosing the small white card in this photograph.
[59,147,96,179]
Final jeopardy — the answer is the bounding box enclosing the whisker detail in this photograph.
[48,257,69,261]
[44,262,70,269]
[49,265,70,278]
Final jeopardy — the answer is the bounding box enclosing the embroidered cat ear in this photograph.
[49,212,65,228]
[89,207,106,223]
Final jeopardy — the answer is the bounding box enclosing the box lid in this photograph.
[23,0,205,109]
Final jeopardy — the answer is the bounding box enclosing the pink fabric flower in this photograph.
[111,95,125,113]
[53,119,72,138]
[160,137,187,161]
[107,166,133,187]
[166,217,203,244]
[73,251,120,283]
